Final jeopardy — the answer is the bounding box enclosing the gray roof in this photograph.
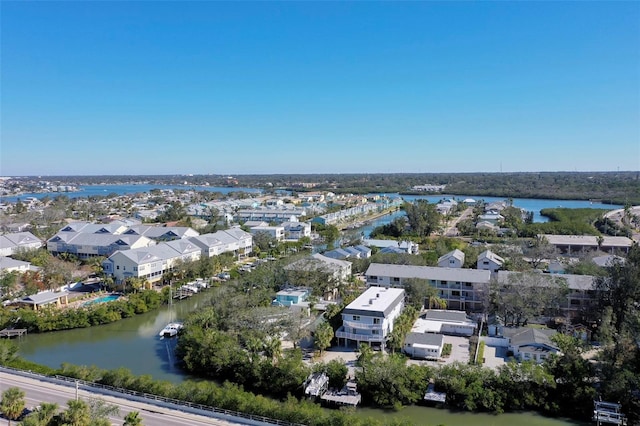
[503,327,558,350]
[22,291,69,305]
[366,263,491,283]
[405,332,444,347]
[541,234,633,248]
[164,239,200,255]
[478,250,504,264]
[0,257,31,271]
[592,255,625,268]
[50,233,153,248]
[423,310,472,323]
[497,271,595,291]
[438,249,465,264]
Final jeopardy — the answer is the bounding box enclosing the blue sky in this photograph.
[2,2,639,176]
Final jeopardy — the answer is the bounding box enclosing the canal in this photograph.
[15,194,613,424]
[16,289,588,425]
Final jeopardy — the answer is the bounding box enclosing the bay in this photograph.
[355,194,622,237]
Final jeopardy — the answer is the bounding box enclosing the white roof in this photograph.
[343,286,404,315]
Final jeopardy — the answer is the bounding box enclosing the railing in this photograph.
[0,366,303,426]
[335,330,384,342]
[342,320,383,330]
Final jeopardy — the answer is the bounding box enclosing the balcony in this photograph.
[336,328,384,342]
[342,320,383,330]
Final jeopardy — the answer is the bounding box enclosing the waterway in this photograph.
[17,290,214,383]
[356,406,587,426]
[355,194,622,237]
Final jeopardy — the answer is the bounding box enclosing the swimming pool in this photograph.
[82,295,120,306]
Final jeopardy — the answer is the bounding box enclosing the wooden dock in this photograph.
[0,328,27,338]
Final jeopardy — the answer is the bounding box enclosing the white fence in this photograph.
[480,336,509,347]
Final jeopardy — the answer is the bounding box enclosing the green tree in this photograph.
[123,411,143,426]
[88,398,119,424]
[20,402,58,426]
[59,399,91,426]
[325,359,349,389]
[0,387,25,426]
[314,322,334,355]
[403,200,442,237]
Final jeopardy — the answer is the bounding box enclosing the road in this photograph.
[0,370,249,426]
[444,207,473,237]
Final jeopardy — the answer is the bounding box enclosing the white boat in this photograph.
[159,322,183,338]
[159,283,183,338]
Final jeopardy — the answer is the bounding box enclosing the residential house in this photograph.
[47,233,156,259]
[249,225,285,241]
[477,214,504,225]
[282,221,312,241]
[284,254,352,300]
[273,287,310,307]
[124,225,199,241]
[365,263,491,311]
[236,208,307,224]
[323,248,352,260]
[0,257,36,274]
[503,327,560,363]
[412,310,477,336]
[362,239,419,254]
[403,332,444,359]
[102,241,201,286]
[477,250,504,273]
[335,286,405,350]
[0,232,43,256]
[188,228,253,259]
[438,249,465,268]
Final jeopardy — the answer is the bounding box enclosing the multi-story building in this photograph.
[365,263,491,311]
[335,286,405,350]
[0,232,43,256]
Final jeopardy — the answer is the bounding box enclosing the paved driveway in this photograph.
[482,345,507,369]
[443,335,470,364]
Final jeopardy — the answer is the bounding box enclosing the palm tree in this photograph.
[428,295,448,310]
[21,402,58,426]
[123,411,143,426]
[60,399,91,426]
[0,387,25,426]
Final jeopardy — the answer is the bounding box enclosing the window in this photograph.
[352,315,360,321]
[373,318,381,325]
[133,267,138,271]
[452,290,460,296]
[370,276,377,280]
[372,330,379,335]
[393,277,400,282]
[116,266,120,270]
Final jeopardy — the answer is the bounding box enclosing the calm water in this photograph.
[17,290,588,424]
[356,406,587,426]
[356,194,622,237]
[18,290,213,382]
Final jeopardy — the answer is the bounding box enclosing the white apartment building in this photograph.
[335,286,405,350]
